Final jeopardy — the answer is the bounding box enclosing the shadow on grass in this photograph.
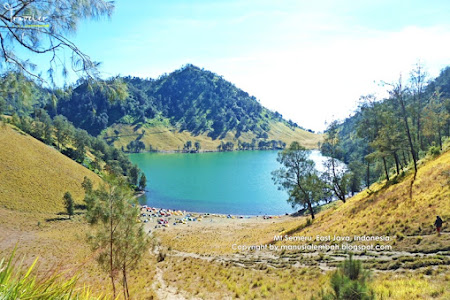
[46,217,70,222]
[46,211,84,222]
[75,204,87,210]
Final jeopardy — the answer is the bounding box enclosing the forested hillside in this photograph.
[321,64,450,188]
[58,64,303,138]
[1,65,320,152]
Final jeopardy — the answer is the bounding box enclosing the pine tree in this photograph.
[63,192,74,219]
[85,176,150,299]
[139,173,147,191]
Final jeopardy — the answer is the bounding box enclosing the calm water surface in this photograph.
[129,150,326,215]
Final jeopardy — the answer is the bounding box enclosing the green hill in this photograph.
[55,64,321,151]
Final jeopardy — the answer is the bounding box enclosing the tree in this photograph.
[0,0,114,81]
[63,191,74,219]
[387,76,418,181]
[194,141,201,152]
[0,98,6,115]
[82,176,93,195]
[139,173,147,191]
[74,129,90,162]
[183,140,192,152]
[126,140,145,153]
[129,165,139,186]
[53,115,71,149]
[409,62,428,151]
[85,176,149,299]
[272,142,327,219]
[321,121,350,202]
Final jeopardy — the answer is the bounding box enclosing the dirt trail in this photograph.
[152,266,187,300]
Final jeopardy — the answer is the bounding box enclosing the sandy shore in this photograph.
[139,206,290,233]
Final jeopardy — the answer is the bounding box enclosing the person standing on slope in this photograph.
[434,216,443,236]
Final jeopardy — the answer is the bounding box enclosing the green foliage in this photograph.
[272,142,329,219]
[0,0,114,80]
[218,141,235,151]
[126,140,145,153]
[139,173,147,191]
[318,255,374,300]
[428,145,441,157]
[129,165,139,186]
[82,176,93,195]
[183,140,193,152]
[321,121,352,202]
[56,65,284,138]
[0,98,6,115]
[194,141,201,152]
[63,191,74,219]
[0,72,35,115]
[85,176,150,299]
[326,64,450,188]
[0,249,95,299]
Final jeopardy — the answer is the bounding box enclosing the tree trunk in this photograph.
[402,150,408,167]
[393,152,400,175]
[382,157,390,181]
[398,93,418,175]
[307,200,315,220]
[110,204,116,298]
[366,161,370,188]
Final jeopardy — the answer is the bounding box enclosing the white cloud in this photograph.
[202,25,450,131]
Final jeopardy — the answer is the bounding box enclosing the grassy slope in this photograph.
[102,119,322,152]
[291,149,450,242]
[158,150,449,255]
[0,123,157,299]
[0,124,102,213]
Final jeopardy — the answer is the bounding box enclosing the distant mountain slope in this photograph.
[0,124,102,213]
[56,64,321,151]
[102,119,321,152]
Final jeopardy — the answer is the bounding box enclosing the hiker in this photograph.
[434,216,443,235]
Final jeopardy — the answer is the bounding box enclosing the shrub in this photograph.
[0,249,94,299]
[428,145,441,157]
[314,254,374,300]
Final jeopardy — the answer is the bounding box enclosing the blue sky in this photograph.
[25,0,450,131]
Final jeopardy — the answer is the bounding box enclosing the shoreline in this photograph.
[138,205,291,231]
[125,147,320,155]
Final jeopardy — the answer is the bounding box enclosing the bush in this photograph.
[314,254,374,300]
[428,145,441,157]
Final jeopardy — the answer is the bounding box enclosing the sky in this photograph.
[18,0,450,131]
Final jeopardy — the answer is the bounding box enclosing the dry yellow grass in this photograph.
[0,124,102,213]
[1,118,449,299]
[102,119,322,152]
[156,150,450,257]
[159,255,326,299]
[0,207,157,299]
[372,270,450,299]
[157,216,304,255]
[291,150,450,242]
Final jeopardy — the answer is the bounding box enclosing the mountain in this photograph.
[56,64,321,151]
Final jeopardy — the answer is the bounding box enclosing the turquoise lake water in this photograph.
[128,150,327,216]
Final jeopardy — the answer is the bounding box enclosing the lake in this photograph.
[128,150,327,216]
